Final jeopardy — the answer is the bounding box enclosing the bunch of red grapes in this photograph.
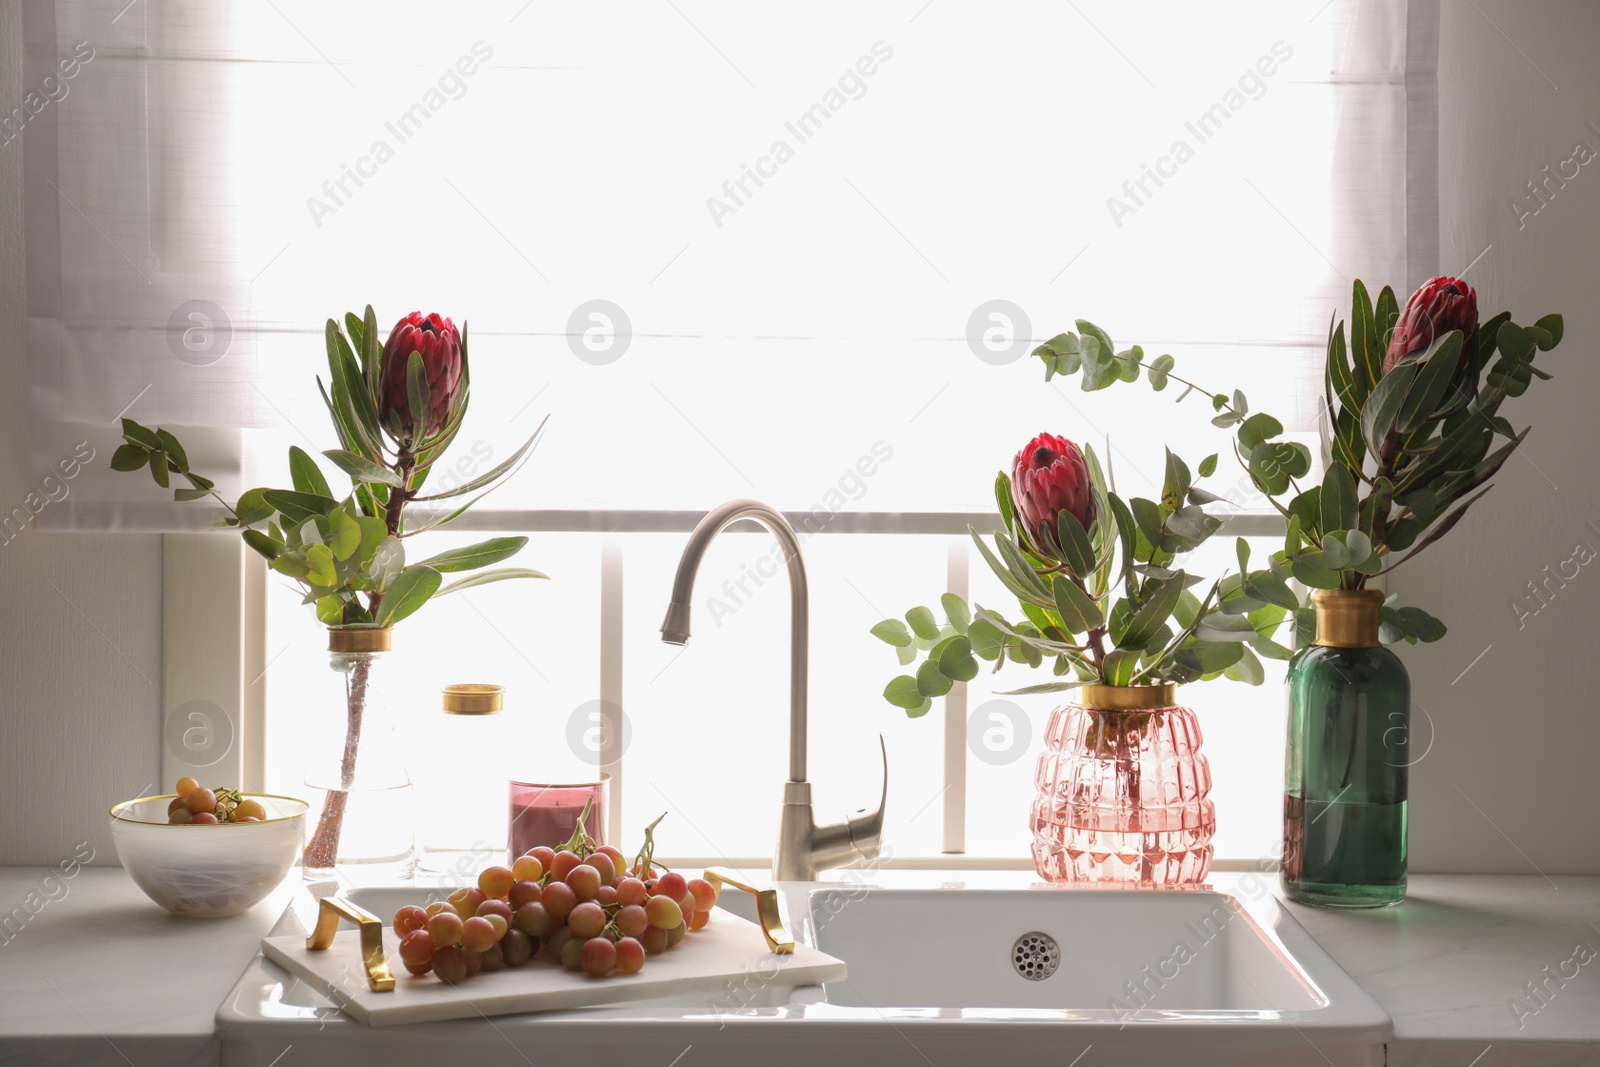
[392,844,720,981]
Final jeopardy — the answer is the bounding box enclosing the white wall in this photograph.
[0,2,163,867]
[1396,0,1600,874]
[0,2,1595,872]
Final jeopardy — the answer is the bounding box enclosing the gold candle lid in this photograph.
[442,684,504,715]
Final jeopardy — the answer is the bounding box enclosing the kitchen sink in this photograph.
[218,871,1390,1067]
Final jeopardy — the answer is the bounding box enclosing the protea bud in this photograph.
[1011,433,1095,560]
[1384,276,1478,374]
[379,312,462,445]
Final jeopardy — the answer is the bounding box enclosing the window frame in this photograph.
[174,506,1287,871]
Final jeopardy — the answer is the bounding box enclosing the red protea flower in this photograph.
[1384,276,1478,374]
[1011,433,1096,560]
[379,311,462,444]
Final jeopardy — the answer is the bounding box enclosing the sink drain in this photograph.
[1011,931,1060,981]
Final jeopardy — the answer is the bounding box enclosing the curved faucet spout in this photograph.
[659,499,809,783]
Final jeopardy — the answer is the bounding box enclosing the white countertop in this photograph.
[0,866,296,1067]
[1284,875,1600,1067]
[1,867,1596,1066]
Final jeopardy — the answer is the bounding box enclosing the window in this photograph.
[26,0,1422,866]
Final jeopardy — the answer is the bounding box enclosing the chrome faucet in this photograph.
[661,499,887,881]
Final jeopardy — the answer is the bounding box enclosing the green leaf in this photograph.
[110,444,149,472]
[1244,569,1299,611]
[1350,280,1381,399]
[344,312,365,359]
[154,430,189,472]
[1236,536,1250,574]
[1288,486,1321,539]
[1371,284,1398,383]
[937,636,980,682]
[263,489,340,525]
[1290,551,1343,589]
[1237,413,1283,451]
[996,680,1087,696]
[883,675,925,711]
[1076,320,1115,365]
[1056,510,1097,581]
[323,449,405,488]
[1161,448,1192,512]
[304,543,336,586]
[289,446,334,499]
[149,450,170,488]
[916,660,953,698]
[1534,313,1563,348]
[941,593,971,634]
[241,529,281,560]
[328,509,362,561]
[971,529,1053,609]
[994,472,1017,537]
[409,419,549,504]
[235,488,275,526]
[992,533,1054,604]
[871,619,912,647]
[1398,332,1463,432]
[417,536,529,574]
[1344,530,1374,566]
[1120,577,1183,650]
[1147,353,1175,391]
[1197,453,1218,478]
[1224,645,1265,685]
[1052,575,1103,633]
[1130,497,1163,553]
[1321,464,1357,535]
[326,319,384,456]
[1103,648,1138,686]
[435,567,548,596]
[355,516,387,564]
[362,305,382,397]
[316,594,345,625]
[1496,321,1536,363]
[1362,361,1417,456]
[374,565,442,626]
[895,643,917,666]
[173,488,210,502]
[1160,505,1222,553]
[121,419,161,449]
[1393,605,1448,642]
[906,606,940,641]
[967,617,1005,661]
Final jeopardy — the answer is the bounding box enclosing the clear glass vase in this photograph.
[1282,589,1409,908]
[1031,684,1215,885]
[302,627,415,881]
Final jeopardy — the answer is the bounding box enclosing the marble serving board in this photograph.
[260,909,846,1025]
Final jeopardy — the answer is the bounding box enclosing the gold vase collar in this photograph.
[1080,683,1177,710]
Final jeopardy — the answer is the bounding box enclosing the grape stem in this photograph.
[557,795,598,857]
[631,811,668,879]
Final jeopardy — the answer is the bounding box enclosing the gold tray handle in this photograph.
[703,868,794,954]
[305,894,396,992]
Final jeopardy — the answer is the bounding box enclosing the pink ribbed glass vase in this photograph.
[1030,684,1215,886]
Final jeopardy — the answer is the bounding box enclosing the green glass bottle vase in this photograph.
[1282,588,1409,907]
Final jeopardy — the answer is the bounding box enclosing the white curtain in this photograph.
[24,0,1432,529]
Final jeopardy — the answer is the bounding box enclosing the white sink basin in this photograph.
[805,886,1325,1015]
[218,871,1390,1067]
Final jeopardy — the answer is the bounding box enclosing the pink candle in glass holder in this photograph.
[508,778,608,861]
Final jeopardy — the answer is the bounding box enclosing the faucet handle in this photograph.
[814,734,887,866]
[845,734,888,857]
